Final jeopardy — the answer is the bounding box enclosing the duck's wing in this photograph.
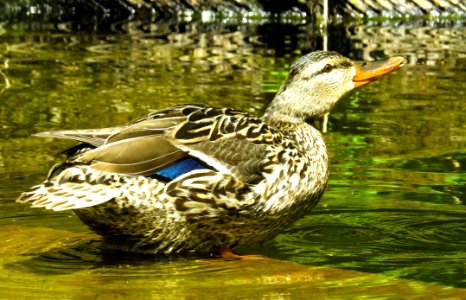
[19,105,279,211]
[32,106,187,148]
[162,106,278,183]
[34,126,125,147]
[34,104,279,183]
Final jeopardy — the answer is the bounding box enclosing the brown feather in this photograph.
[34,105,276,181]
[176,138,267,183]
[34,126,126,147]
[106,117,185,143]
[78,135,186,176]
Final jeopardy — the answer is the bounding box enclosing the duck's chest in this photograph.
[254,124,329,215]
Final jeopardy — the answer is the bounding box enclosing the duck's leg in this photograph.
[218,246,266,260]
[218,246,241,259]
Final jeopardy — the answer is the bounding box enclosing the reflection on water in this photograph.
[0,18,465,298]
[2,226,465,299]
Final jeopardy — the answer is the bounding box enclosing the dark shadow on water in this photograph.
[6,237,219,275]
[6,239,103,275]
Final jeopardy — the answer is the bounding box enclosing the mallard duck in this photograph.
[17,51,403,256]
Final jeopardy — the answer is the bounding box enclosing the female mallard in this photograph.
[18,51,403,256]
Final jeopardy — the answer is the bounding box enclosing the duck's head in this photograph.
[263,51,404,123]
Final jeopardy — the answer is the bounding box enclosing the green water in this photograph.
[0,20,465,299]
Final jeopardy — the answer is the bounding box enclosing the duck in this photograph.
[17,51,404,256]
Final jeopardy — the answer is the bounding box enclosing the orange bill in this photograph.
[353,56,404,88]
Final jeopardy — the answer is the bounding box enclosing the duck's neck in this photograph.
[261,91,307,124]
[261,75,344,124]
[263,96,324,125]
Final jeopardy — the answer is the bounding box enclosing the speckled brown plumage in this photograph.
[17,51,404,255]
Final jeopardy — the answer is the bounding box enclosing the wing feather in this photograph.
[34,126,125,147]
[33,104,279,183]
[79,135,186,176]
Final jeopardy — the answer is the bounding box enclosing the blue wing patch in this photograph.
[154,157,213,181]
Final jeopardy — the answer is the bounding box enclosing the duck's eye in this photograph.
[323,64,333,72]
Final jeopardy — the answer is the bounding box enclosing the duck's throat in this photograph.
[262,93,306,124]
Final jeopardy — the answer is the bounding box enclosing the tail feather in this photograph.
[17,181,117,211]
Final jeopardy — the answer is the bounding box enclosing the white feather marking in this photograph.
[181,148,233,176]
[289,173,300,190]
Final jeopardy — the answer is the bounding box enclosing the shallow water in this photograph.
[0,19,465,298]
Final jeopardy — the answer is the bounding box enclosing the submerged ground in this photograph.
[0,15,465,299]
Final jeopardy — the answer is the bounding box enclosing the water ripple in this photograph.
[274,208,466,267]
